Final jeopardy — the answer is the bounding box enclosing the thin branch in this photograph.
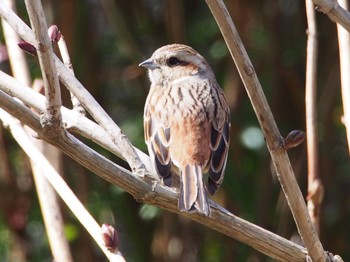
[0,76,308,262]
[337,0,350,156]
[23,0,62,125]
[29,150,74,262]
[205,0,326,261]
[305,0,324,235]
[0,110,116,260]
[1,0,31,85]
[1,2,73,261]
[312,0,350,32]
[0,70,154,175]
[49,25,85,114]
[0,2,147,174]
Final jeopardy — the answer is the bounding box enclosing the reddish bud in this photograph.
[48,25,62,42]
[18,41,37,56]
[101,223,119,252]
[283,130,305,149]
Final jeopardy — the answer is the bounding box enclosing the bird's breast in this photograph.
[169,115,211,169]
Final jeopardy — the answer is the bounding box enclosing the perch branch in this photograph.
[205,0,326,261]
[0,74,308,261]
[337,0,350,156]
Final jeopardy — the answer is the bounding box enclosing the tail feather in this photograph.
[179,165,210,216]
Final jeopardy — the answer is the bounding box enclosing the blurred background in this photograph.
[0,0,349,261]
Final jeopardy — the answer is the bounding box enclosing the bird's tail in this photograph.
[179,165,210,216]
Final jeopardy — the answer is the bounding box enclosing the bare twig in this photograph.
[312,0,350,32]
[1,0,30,85]
[24,0,62,125]
[205,0,326,261]
[0,109,116,260]
[0,76,308,262]
[0,3,147,174]
[337,0,350,156]
[29,149,74,262]
[0,70,154,175]
[305,0,324,234]
[1,2,72,261]
[49,24,85,114]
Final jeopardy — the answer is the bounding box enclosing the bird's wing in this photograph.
[144,88,172,186]
[207,85,231,195]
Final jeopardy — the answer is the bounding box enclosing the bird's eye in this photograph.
[167,57,182,67]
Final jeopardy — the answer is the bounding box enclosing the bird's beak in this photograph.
[139,58,159,69]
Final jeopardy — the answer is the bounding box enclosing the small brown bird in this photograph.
[140,44,230,216]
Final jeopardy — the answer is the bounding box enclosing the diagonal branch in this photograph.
[1,2,73,260]
[205,0,326,261]
[0,70,154,175]
[312,0,350,32]
[0,111,110,260]
[0,2,146,175]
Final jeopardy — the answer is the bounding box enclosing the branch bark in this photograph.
[305,0,324,235]
[0,70,154,174]
[205,0,326,261]
[312,0,350,32]
[0,2,147,174]
[0,111,116,260]
[1,1,72,261]
[24,0,62,125]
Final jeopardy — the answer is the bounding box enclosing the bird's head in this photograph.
[139,44,214,84]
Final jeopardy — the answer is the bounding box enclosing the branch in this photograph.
[312,0,350,32]
[1,2,73,261]
[205,0,326,261]
[0,70,154,175]
[24,0,62,125]
[305,0,324,234]
[0,110,116,260]
[1,0,30,85]
[0,2,146,174]
[49,25,85,114]
[337,0,350,156]
[0,75,308,261]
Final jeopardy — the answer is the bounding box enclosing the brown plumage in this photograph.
[140,44,230,216]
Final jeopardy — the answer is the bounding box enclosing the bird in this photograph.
[139,44,230,216]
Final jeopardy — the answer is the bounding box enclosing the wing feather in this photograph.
[207,87,231,195]
[144,89,173,186]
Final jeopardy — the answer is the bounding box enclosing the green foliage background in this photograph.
[0,0,349,261]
